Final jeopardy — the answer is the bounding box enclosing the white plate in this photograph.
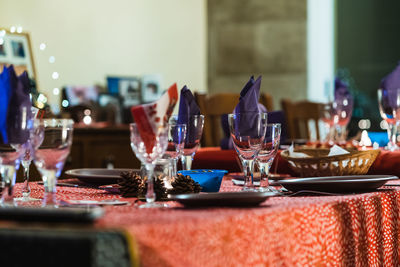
[270,175,398,192]
[65,168,139,185]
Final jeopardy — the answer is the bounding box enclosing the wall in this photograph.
[0,0,207,108]
[207,0,308,110]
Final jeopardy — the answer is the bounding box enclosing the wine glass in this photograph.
[178,115,204,170]
[34,119,74,207]
[256,123,281,191]
[130,122,169,208]
[15,118,45,202]
[165,119,186,180]
[228,112,268,191]
[332,96,353,144]
[319,102,335,144]
[0,107,33,206]
[378,88,400,151]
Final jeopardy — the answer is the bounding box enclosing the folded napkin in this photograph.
[380,63,400,108]
[0,65,32,144]
[287,144,349,158]
[334,77,353,110]
[130,83,178,154]
[177,85,201,144]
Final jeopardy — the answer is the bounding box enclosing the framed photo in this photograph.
[141,74,163,103]
[106,76,141,107]
[0,29,36,79]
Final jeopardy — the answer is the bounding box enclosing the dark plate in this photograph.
[65,168,139,185]
[168,191,278,207]
[270,175,398,193]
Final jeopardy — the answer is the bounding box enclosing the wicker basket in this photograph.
[281,148,380,177]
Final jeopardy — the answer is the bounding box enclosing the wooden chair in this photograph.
[195,92,273,147]
[281,99,323,141]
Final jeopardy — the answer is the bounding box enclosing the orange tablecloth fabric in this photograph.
[12,178,400,266]
[194,147,400,177]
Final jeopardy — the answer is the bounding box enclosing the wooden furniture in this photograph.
[195,92,273,147]
[17,124,141,182]
[281,99,322,140]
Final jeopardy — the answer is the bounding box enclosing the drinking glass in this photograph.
[319,103,335,144]
[228,112,268,191]
[256,123,281,191]
[15,119,45,202]
[165,119,186,179]
[130,122,168,208]
[0,107,33,206]
[378,88,400,151]
[332,96,353,144]
[34,119,74,207]
[178,115,204,170]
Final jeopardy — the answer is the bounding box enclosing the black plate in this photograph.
[65,168,139,185]
[270,175,398,193]
[168,191,278,207]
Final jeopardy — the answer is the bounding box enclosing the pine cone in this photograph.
[142,175,167,200]
[167,173,202,195]
[118,171,143,198]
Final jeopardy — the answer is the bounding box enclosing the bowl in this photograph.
[178,169,228,192]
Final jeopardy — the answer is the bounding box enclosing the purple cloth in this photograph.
[177,85,201,144]
[0,65,32,144]
[380,63,400,108]
[334,77,353,118]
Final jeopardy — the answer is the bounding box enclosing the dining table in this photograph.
[2,147,400,266]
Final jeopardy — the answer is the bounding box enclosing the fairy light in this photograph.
[10,26,16,33]
[83,115,92,125]
[52,71,59,79]
[62,100,69,108]
[52,87,60,95]
[49,56,55,63]
[16,26,23,33]
[39,43,46,50]
[37,93,48,103]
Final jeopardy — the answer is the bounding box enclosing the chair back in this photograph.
[195,92,273,147]
[281,99,322,141]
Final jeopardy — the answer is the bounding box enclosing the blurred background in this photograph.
[0,0,400,133]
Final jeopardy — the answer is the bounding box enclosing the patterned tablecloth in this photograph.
[12,177,400,267]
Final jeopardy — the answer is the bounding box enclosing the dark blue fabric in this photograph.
[177,85,201,144]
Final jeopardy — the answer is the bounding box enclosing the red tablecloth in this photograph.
[11,177,400,266]
[193,147,400,177]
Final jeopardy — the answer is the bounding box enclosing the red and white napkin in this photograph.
[130,83,178,153]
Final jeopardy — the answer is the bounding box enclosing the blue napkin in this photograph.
[380,63,400,108]
[177,85,201,144]
[0,65,32,144]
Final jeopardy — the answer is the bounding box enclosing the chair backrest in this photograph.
[195,92,274,147]
[281,99,322,141]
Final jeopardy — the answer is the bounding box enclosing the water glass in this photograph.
[256,123,281,191]
[34,119,74,207]
[378,88,400,151]
[228,112,268,191]
[178,115,204,170]
[332,96,353,143]
[130,122,168,208]
[319,103,335,144]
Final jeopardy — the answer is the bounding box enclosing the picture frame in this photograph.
[106,76,141,107]
[0,28,36,80]
[141,74,163,103]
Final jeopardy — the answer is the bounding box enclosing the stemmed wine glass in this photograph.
[0,107,33,206]
[15,118,45,202]
[378,88,400,151]
[165,118,186,179]
[178,115,204,170]
[319,103,335,144]
[228,112,268,191]
[34,119,74,207]
[256,123,281,191]
[130,122,169,208]
[332,96,353,144]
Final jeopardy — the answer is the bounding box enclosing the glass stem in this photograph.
[0,165,17,206]
[259,162,271,185]
[22,160,31,198]
[145,163,156,203]
[42,170,58,207]
[180,155,193,170]
[241,158,255,190]
[170,158,177,178]
[387,123,398,151]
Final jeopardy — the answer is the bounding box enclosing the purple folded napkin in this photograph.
[177,85,201,143]
[0,65,32,144]
[334,77,353,115]
[380,63,400,108]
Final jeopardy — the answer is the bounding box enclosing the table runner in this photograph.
[10,177,400,266]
